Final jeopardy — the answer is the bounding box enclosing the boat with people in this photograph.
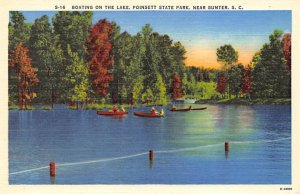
[169,105,192,111]
[96,111,128,116]
[133,112,164,117]
[96,106,128,116]
[134,107,164,117]
[169,105,207,111]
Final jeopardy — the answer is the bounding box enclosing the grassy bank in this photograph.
[195,98,291,105]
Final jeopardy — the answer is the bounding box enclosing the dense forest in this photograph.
[8,11,291,110]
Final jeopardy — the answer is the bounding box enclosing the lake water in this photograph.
[9,104,291,184]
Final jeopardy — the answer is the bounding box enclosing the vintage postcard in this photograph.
[1,0,300,193]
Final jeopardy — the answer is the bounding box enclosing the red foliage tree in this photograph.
[9,43,39,110]
[281,33,291,73]
[241,65,252,95]
[216,73,227,96]
[87,19,113,96]
[171,74,183,99]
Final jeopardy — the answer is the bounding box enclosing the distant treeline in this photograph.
[8,11,291,110]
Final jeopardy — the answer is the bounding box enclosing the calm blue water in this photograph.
[9,105,291,184]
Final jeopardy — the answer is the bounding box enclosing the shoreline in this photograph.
[8,98,291,110]
[195,98,291,105]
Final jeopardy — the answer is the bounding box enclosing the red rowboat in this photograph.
[96,110,128,116]
[134,112,164,117]
[191,107,207,110]
[169,106,191,111]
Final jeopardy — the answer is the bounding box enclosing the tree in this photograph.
[228,64,244,98]
[52,11,93,59]
[281,33,291,73]
[87,19,113,97]
[9,11,31,105]
[217,45,239,70]
[216,44,239,98]
[52,12,93,103]
[110,31,138,103]
[131,75,144,104]
[171,74,183,99]
[216,73,227,98]
[241,65,252,97]
[252,29,290,98]
[171,41,186,78]
[142,88,154,104]
[28,15,64,107]
[65,46,89,109]
[9,43,39,110]
[181,73,189,95]
[9,11,31,51]
[153,72,167,105]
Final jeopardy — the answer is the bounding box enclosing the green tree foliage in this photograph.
[52,11,93,103]
[52,11,93,59]
[197,82,219,99]
[9,11,31,51]
[252,29,290,98]
[142,88,154,104]
[216,45,239,69]
[228,64,244,98]
[216,44,239,98]
[132,75,144,104]
[153,73,167,105]
[65,45,89,108]
[110,31,140,103]
[28,15,64,106]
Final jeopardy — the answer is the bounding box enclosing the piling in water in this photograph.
[49,162,56,177]
[149,150,154,161]
[225,142,229,152]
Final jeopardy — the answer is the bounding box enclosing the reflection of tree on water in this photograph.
[210,105,255,136]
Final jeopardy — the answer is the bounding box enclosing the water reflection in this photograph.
[9,105,291,184]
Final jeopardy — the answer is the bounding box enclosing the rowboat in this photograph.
[96,111,128,116]
[134,112,164,117]
[191,107,207,110]
[169,106,191,111]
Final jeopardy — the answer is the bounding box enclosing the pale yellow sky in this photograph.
[184,46,256,69]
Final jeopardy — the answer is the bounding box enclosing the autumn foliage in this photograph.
[87,19,113,96]
[9,43,39,109]
[171,74,183,99]
[216,73,227,95]
[241,65,252,95]
[282,33,291,73]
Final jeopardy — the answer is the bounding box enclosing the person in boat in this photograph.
[112,106,119,112]
[189,105,192,110]
[151,107,158,115]
[121,106,126,112]
[159,109,164,116]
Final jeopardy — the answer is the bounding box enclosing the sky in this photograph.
[20,11,291,69]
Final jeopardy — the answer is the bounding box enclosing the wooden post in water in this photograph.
[49,162,56,177]
[149,150,154,161]
[225,142,229,152]
[225,142,229,159]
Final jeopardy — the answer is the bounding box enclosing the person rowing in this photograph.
[112,106,119,112]
[121,106,126,112]
[151,106,159,115]
[159,109,164,116]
